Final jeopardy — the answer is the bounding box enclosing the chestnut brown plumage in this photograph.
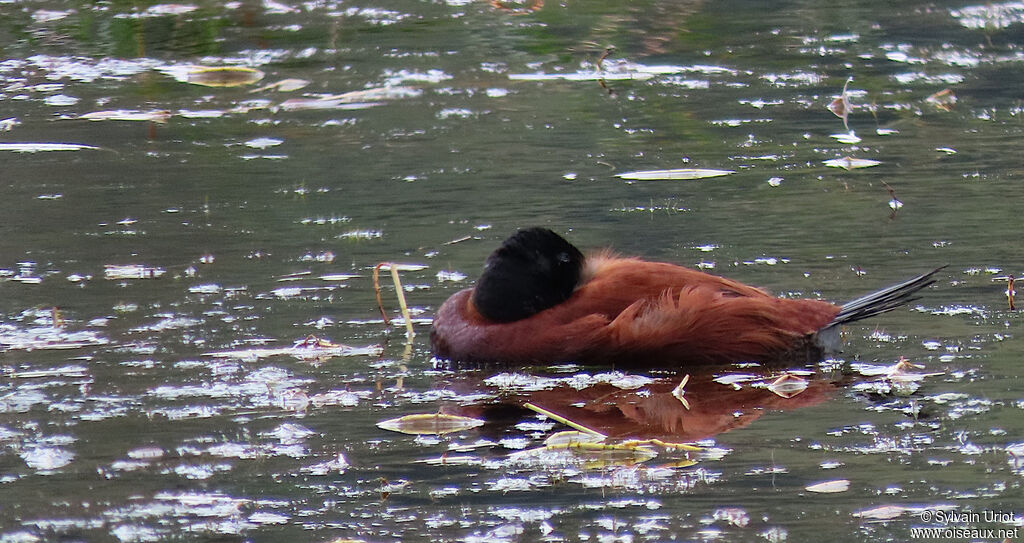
[430,228,942,366]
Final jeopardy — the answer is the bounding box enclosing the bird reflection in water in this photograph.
[447,364,841,443]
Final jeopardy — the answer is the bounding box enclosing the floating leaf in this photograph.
[885,357,943,383]
[617,168,735,181]
[251,78,311,93]
[0,142,99,153]
[543,430,605,446]
[713,373,759,390]
[278,86,419,112]
[376,413,485,435]
[186,66,265,87]
[823,157,881,170]
[805,479,850,493]
[278,98,382,112]
[104,264,166,280]
[852,504,909,520]
[830,131,861,144]
[766,374,808,399]
[204,336,382,362]
[321,86,421,103]
[78,110,171,123]
[510,442,658,468]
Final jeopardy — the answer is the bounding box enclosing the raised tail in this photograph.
[813,266,945,353]
[827,265,946,328]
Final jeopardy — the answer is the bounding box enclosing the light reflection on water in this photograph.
[2,0,1024,541]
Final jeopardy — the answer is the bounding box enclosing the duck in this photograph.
[430,227,943,366]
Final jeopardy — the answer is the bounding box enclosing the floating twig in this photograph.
[373,263,416,342]
[523,402,607,439]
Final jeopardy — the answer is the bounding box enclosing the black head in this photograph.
[471,227,585,322]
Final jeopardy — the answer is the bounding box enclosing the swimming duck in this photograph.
[430,227,941,366]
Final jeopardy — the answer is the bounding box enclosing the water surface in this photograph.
[1,0,1023,541]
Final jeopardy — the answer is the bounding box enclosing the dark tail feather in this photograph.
[826,265,946,329]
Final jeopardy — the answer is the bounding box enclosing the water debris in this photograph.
[278,86,420,111]
[852,504,938,521]
[300,453,349,475]
[21,447,75,472]
[823,157,881,170]
[827,77,854,131]
[0,325,106,351]
[543,430,606,447]
[204,336,382,362]
[510,442,658,469]
[925,88,957,111]
[0,142,100,153]
[77,109,171,123]
[616,168,735,181]
[508,60,714,82]
[278,98,383,112]
[766,374,809,399]
[376,413,485,435]
[830,131,861,144]
[319,273,360,282]
[805,479,850,493]
[671,374,691,410]
[994,275,1016,310]
[104,264,166,280]
[490,0,545,15]
[712,373,760,390]
[885,357,944,383]
[374,262,416,342]
[185,66,265,87]
[523,402,607,438]
[250,78,310,93]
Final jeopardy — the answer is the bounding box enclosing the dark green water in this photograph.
[1,1,1022,541]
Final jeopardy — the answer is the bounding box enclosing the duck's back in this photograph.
[431,253,841,365]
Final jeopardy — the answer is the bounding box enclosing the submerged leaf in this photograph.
[824,157,881,170]
[617,168,735,181]
[376,413,485,435]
